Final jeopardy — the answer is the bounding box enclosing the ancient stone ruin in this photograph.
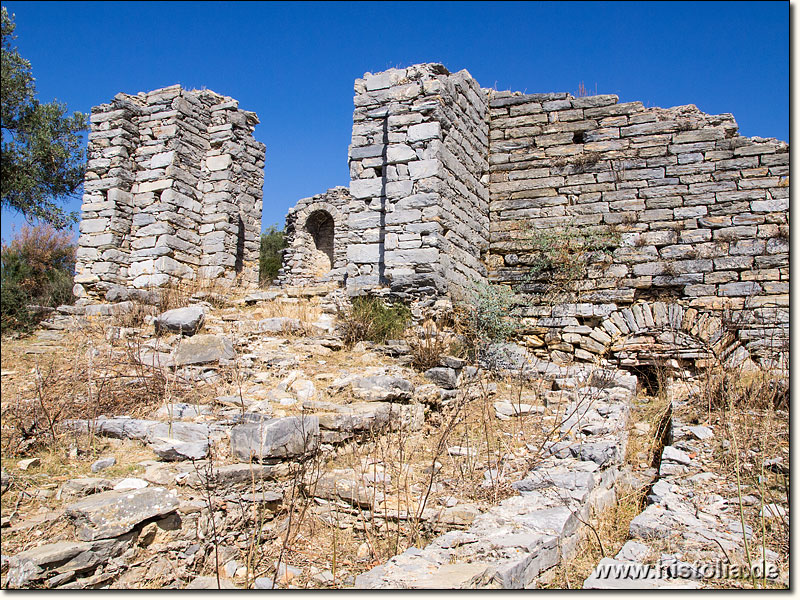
[279,63,789,368]
[73,85,265,299]
[74,64,788,368]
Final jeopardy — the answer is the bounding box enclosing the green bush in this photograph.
[456,282,521,357]
[1,224,75,333]
[339,295,411,347]
[528,223,619,288]
[259,224,285,286]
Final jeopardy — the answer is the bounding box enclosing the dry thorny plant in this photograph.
[235,365,617,588]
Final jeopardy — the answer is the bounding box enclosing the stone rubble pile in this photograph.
[583,392,787,589]
[354,363,637,588]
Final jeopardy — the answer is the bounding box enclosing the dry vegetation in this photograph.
[0,284,790,589]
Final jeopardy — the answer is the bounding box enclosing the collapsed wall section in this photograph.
[74,85,265,300]
[345,64,489,299]
[486,91,789,365]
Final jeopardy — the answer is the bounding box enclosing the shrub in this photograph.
[455,282,521,358]
[259,225,286,286]
[408,321,449,371]
[527,223,620,301]
[1,224,76,333]
[339,295,411,347]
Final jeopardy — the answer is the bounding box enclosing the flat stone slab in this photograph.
[65,486,179,541]
[172,334,235,366]
[230,416,319,461]
[154,306,205,336]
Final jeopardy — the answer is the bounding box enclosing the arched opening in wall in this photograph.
[305,210,335,277]
[235,215,245,274]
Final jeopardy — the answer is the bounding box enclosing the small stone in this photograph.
[312,570,335,585]
[17,458,40,471]
[91,457,116,473]
[154,306,205,336]
[424,367,459,389]
[686,425,713,440]
[224,559,239,578]
[186,576,238,589]
[113,478,149,491]
[661,446,691,465]
[274,562,302,585]
[357,542,372,560]
[253,577,274,589]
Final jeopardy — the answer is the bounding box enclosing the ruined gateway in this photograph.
[74,63,789,368]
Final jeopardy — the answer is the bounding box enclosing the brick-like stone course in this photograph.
[486,89,788,364]
[75,86,265,299]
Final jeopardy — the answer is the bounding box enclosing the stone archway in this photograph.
[305,209,335,277]
[582,301,753,370]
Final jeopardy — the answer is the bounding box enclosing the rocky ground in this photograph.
[0,288,789,589]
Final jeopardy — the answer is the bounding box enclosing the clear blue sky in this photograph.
[1,1,789,244]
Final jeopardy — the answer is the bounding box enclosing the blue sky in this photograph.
[1,1,789,244]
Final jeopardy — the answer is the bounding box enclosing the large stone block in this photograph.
[230,416,319,461]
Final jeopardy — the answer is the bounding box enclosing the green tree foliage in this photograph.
[1,8,87,229]
[1,224,76,333]
[259,224,286,285]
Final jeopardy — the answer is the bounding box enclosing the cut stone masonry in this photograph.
[280,63,788,367]
[74,64,788,368]
[74,85,265,300]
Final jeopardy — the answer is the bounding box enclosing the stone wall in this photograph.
[345,64,489,299]
[272,63,789,367]
[74,85,265,300]
[486,91,789,365]
[278,187,351,287]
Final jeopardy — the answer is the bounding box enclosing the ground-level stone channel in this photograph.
[354,364,637,588]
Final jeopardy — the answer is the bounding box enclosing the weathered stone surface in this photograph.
[185,576,238,589]
[58,478,112,500]
[172,334,235,366]
[65,487,179,541]
[349,375,414,402]
[154,306,205,336]
[424,367,459,389]
[5,536,134,588]
[229,416,319,461]
[75,86,264,299]
[90,457,116,473]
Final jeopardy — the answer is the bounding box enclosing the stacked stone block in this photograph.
[278,187,351,286]
[345,64,489,299]
[74,86,264,299]
[486,91,789,364]
[274,63,789,366]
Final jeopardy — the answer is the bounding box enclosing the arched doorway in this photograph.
[305,210,335,276]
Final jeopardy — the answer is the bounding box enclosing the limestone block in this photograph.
[206,154,232,171]
[347,244,381,263]
[386,144,417,163]
[408,122,441,143]
[409,159,439,180]
[350,178,383,199]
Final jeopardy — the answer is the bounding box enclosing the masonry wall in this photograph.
[345,64,489,299]
[74,86,265,300]
[486,91,789,364]
[279,187,351,287]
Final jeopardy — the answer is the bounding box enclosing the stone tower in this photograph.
[73,85,265,301]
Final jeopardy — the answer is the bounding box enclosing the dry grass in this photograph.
[0,321,206,458]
